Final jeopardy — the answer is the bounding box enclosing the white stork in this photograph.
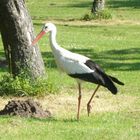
[31,23,124,120]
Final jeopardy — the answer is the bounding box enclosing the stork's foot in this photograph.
[87,103,92,116]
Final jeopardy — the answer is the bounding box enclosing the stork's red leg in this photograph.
[87,85,100,116]
[77,83,82,120]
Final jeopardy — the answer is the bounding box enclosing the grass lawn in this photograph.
[0,0,140,139]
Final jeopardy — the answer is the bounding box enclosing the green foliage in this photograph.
[82,10,112,21]
[0,73,58,96]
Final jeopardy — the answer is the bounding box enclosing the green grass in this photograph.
[0,0,140,139]
[0,111,139,140]
[26,0,140,21]
[27,0,91,20]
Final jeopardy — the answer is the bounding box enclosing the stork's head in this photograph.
[43,22,56,33]
[31,22,56,46]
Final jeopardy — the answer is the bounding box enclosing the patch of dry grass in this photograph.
[0,91,137,119]
[35,90,138,118]
[41,19,140,27]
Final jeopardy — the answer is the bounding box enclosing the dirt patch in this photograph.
[0,99,51,119]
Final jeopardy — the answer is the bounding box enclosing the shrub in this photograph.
[82,10,112,21]
[0,73,58,96]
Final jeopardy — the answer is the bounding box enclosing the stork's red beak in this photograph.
[31,31,46,46]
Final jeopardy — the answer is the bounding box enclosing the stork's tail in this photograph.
[95,70,118,94]
[109,75,124,85]
[101,74,118,94]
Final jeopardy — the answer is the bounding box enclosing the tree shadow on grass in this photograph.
[107,0,140,9]
[1,47,139,72]
[30,117,78,123]
[66,1,91,8]
[100,48,140,71]
[42,47,140,72]
[51,1,140,9]
[71,47,140,71]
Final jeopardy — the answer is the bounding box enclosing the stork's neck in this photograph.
[49,29,61,52]
[49,28,70,62]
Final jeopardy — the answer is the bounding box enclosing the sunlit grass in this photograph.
[26,0,140,21]
[0,111,139,140]
[0,0,140,139]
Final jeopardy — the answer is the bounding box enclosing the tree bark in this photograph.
[91,0,105,13]
[0,0,45,79]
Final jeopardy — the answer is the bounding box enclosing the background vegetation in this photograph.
[0,0,140,139]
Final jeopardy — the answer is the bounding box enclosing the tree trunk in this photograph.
[91,0,105,13]
[0,0,45,79]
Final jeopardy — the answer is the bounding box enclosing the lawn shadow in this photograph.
[100,47,140,71]
[107,0,140,9]
[73,47,140,71]
[62,118,79,123]
[28,116,58,122]
[28,116,78,123]
[42,47,140,71]
[66,1,91,8]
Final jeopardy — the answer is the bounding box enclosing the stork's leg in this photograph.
[87,85,100,116]
[77,83,82,120]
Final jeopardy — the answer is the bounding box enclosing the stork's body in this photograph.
[32,23,124,120]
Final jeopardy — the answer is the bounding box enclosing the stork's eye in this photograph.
[45,26,48,29]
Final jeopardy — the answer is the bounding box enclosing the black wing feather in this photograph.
[69,60,124,94]
[109,75,124,85]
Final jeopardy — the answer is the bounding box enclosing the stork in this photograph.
[31,23,124,120]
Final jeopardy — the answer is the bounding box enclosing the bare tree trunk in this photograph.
[91,0,105,13]
[0,0,46,79]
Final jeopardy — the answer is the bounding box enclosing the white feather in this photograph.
[45,23,95,74]
[52,47,94,74]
